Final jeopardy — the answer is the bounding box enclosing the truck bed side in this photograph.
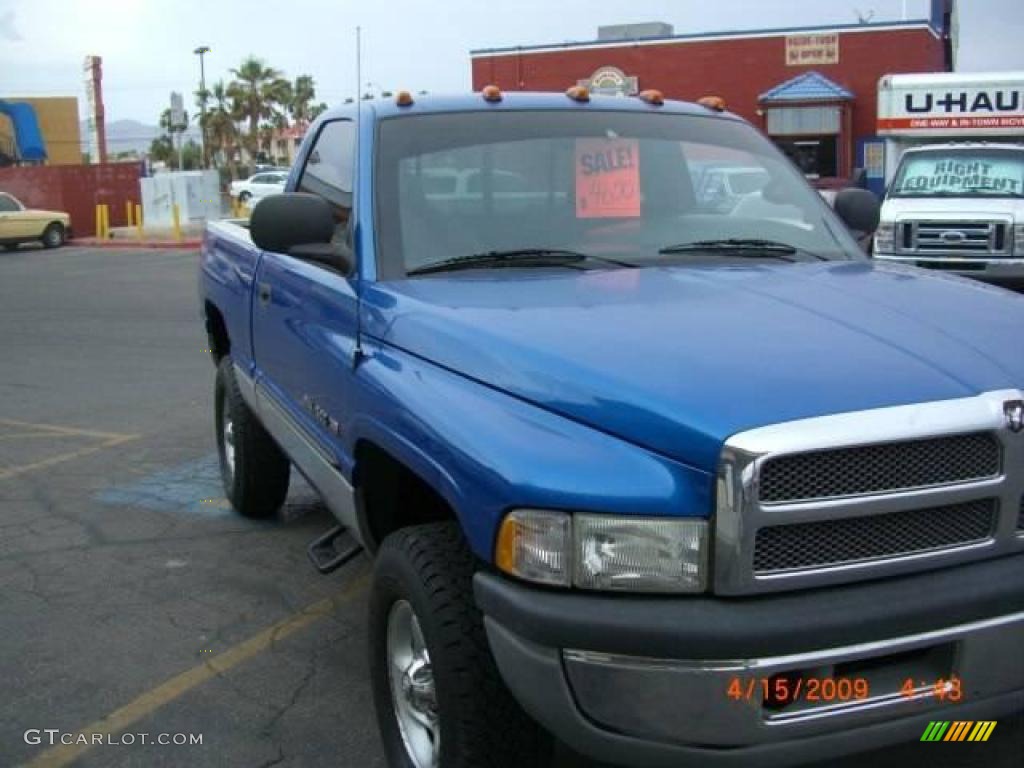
[199,219,260,373]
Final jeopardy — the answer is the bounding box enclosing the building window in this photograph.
[773,137,838,179]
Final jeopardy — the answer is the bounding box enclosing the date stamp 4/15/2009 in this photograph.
[727,675,870,706]
[726,675,965,707]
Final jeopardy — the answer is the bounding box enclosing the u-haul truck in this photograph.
[873,71,1024,285]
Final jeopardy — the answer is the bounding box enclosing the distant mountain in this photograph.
[79,118,201,156]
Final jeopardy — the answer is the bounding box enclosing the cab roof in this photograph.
[902,141,1024,153]
[318,90,744,123]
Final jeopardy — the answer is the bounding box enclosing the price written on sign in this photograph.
[575,138,641,219]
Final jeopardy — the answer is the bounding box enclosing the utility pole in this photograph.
[194,45,211,169]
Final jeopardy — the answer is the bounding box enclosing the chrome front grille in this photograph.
[759,432,1001,504]
[753,499,998,574]
[898,219,1011,257]
[715,390,1024,595]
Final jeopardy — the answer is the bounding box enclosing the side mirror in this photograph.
[251,192,333,252]
[834,188,880,236]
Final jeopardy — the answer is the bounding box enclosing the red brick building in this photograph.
[471,18,950,182]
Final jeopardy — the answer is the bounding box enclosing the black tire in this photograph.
[214,356,290,518]
[41,223,64,249]
[370,522,551,768]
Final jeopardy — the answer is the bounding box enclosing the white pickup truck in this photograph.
[873,142,1024,286]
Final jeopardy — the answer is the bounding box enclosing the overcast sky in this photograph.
[1,0,1021,125]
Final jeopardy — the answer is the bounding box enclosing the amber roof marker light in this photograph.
[482,84,503,102]
[698,95,727,112]
[637,89,665,106]
[566,85,591,102]
[395,90,414,107]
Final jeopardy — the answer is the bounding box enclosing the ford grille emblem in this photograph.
[940,230,967,244]
[1005,401,1024,433]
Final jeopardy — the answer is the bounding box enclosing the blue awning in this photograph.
[0,100,47,161]
[759,71,853,104]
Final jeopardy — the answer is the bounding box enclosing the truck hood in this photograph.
[881,196,1023,219]
[364,262,1024,472]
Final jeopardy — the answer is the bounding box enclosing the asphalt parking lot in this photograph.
[1,245,1021,768]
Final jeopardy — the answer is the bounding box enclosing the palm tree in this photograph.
[258,122,277,164]
[290,75,317,123]
[228,56,291,160]
[204,81,240,176]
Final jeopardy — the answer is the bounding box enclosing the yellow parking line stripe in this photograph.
[0,435,139,481]
[0,433,77,440]
[22,571,368,768]
[0,418,135,441]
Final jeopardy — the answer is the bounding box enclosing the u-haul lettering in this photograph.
[904,89,1022,114]
[878,76,1024,136]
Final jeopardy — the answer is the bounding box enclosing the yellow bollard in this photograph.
[125,200,133,227]
[172,203,182,242]
[95,204,103,240]
[135,204,144,241]
[101,204,111,239]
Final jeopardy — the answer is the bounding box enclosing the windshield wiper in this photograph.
[408,248,631,276]
[893,190,963,197]
[658,238,814,262]
[959,187,1024,197]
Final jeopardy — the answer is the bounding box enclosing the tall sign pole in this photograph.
[83,56,107,164]
[170,91,186,170]
[194,46,211,169]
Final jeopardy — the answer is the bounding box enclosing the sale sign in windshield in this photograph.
[575,138,641,218]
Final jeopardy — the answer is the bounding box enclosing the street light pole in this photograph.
[193,45,211,169]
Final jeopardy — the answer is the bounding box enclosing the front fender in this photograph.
[348,338,714,561]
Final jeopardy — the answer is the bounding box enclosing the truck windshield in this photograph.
[889,148,1024,199]
[374,110,861,278]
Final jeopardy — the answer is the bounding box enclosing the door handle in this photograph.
[258,282,272,307]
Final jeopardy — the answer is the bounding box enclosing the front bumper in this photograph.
[475,554,1024,767]
[873,253,1024,287]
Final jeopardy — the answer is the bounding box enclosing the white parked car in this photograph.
[696,166,770,213]
[229,172,288,204]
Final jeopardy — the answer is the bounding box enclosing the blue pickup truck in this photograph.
[199,89,1024,768]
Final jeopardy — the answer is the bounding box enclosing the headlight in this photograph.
[1014,224,1024,255]
[874,220,897,254]
[495,509,571,587]
[496,509,708,593]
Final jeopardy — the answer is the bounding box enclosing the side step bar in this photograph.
[307,525,363,574]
